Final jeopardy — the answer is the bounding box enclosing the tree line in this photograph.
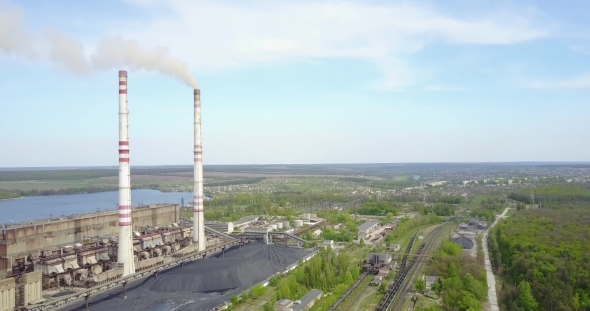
[488,208,590,310]
[419,239,488,311]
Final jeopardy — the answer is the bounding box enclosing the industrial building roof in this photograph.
[292,289,323,311]
[357,221,379,232]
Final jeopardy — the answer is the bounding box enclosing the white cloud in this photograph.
[527,75,590,89]
[116,0,548,90]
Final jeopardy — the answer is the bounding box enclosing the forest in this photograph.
[0,189,20,200]
[508,184,590,209]
[488,208,590,310]
[420,239,488,311]
[356,200,399,216]
[264,247,361,310]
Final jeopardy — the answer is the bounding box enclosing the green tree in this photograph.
[518,281,539,311]
[263,301,274,311]
[241,291,249,301]
[415,279,426,292]
[379,283,387,293]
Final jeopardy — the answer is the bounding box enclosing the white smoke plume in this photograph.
[0,1,36,59]
[90,36,198,88]
[0,1,198,88]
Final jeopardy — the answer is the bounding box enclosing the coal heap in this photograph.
[68,243,310,311]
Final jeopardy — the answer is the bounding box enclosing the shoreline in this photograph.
[0,196,22,201]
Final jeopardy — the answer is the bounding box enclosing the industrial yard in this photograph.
[66,243,310,311]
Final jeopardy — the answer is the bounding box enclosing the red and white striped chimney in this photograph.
[193,89,206,251]
[117,70,135,276]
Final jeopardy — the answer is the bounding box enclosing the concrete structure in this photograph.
[321,240,334,248]
[283,221,290,228]
[0,277,15,311]
[389,244,400,252]
[22,271,42,306]
[204,221,234,234]
[293,220,304,228]
[275,298,293,311]
[0,204,179,279]
[357,221,379,236]
[292,289,322,311]
[233,216,261,229]
[311,230,322,239]
[371,275,383,285]
[300,214,316,220]
[425,276,439,290]
[117,70,135,277]
[458,223,469,230]
[193,89,206,251]
[367,253,392,266]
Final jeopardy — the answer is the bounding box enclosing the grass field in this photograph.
[0,180,116,191]
[471,194,492,205]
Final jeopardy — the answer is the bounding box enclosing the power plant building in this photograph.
[0,204,179,279]
[204,221,234,234]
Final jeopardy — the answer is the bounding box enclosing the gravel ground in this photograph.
[66,243,310,311]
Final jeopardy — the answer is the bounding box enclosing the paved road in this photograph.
[482,208,509,311]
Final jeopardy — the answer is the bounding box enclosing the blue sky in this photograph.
[0,0,589,166]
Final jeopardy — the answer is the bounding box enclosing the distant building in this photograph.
[371,275,383,285]
[301,213,317,220]
[204,221,234,234]
[321,240,334,248]
[275,298,293,311]
[458,223,469,230]
[367,253,392,266]
[311,229,322,239]
[425,276,439,290]
[234,215,260,229]
[244,227,270,234]
[292,289,323,311]
[358,221,380,236]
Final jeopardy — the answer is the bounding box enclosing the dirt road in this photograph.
[482,208,509,311]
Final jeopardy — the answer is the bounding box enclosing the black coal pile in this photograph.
[67,243,310,311]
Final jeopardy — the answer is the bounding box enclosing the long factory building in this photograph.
[0,204,179,280]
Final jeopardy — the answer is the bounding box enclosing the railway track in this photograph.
[376,223,451,311]
[389,224,450,310]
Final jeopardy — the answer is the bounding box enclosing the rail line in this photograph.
[389,224,450,310]
[326,272,370,311]
[376,223,449,311]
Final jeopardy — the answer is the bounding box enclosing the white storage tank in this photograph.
[270,224,278,231]
[277,222,283,229]
[294,220,304,228]
[283,221,290,228]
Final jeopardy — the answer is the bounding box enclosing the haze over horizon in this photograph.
[1,0,589,167]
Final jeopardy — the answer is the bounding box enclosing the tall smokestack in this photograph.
[117,70,135,276]
[193,89,206,251]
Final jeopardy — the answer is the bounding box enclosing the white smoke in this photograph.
[0,1,36,59]
[90,36,198,88]
[0,1,198,88]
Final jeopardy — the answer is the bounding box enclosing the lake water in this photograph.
[0,189,194,225]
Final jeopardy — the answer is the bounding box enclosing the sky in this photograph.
[0,0,589,166]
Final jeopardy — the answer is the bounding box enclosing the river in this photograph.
[0,189,194,225]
